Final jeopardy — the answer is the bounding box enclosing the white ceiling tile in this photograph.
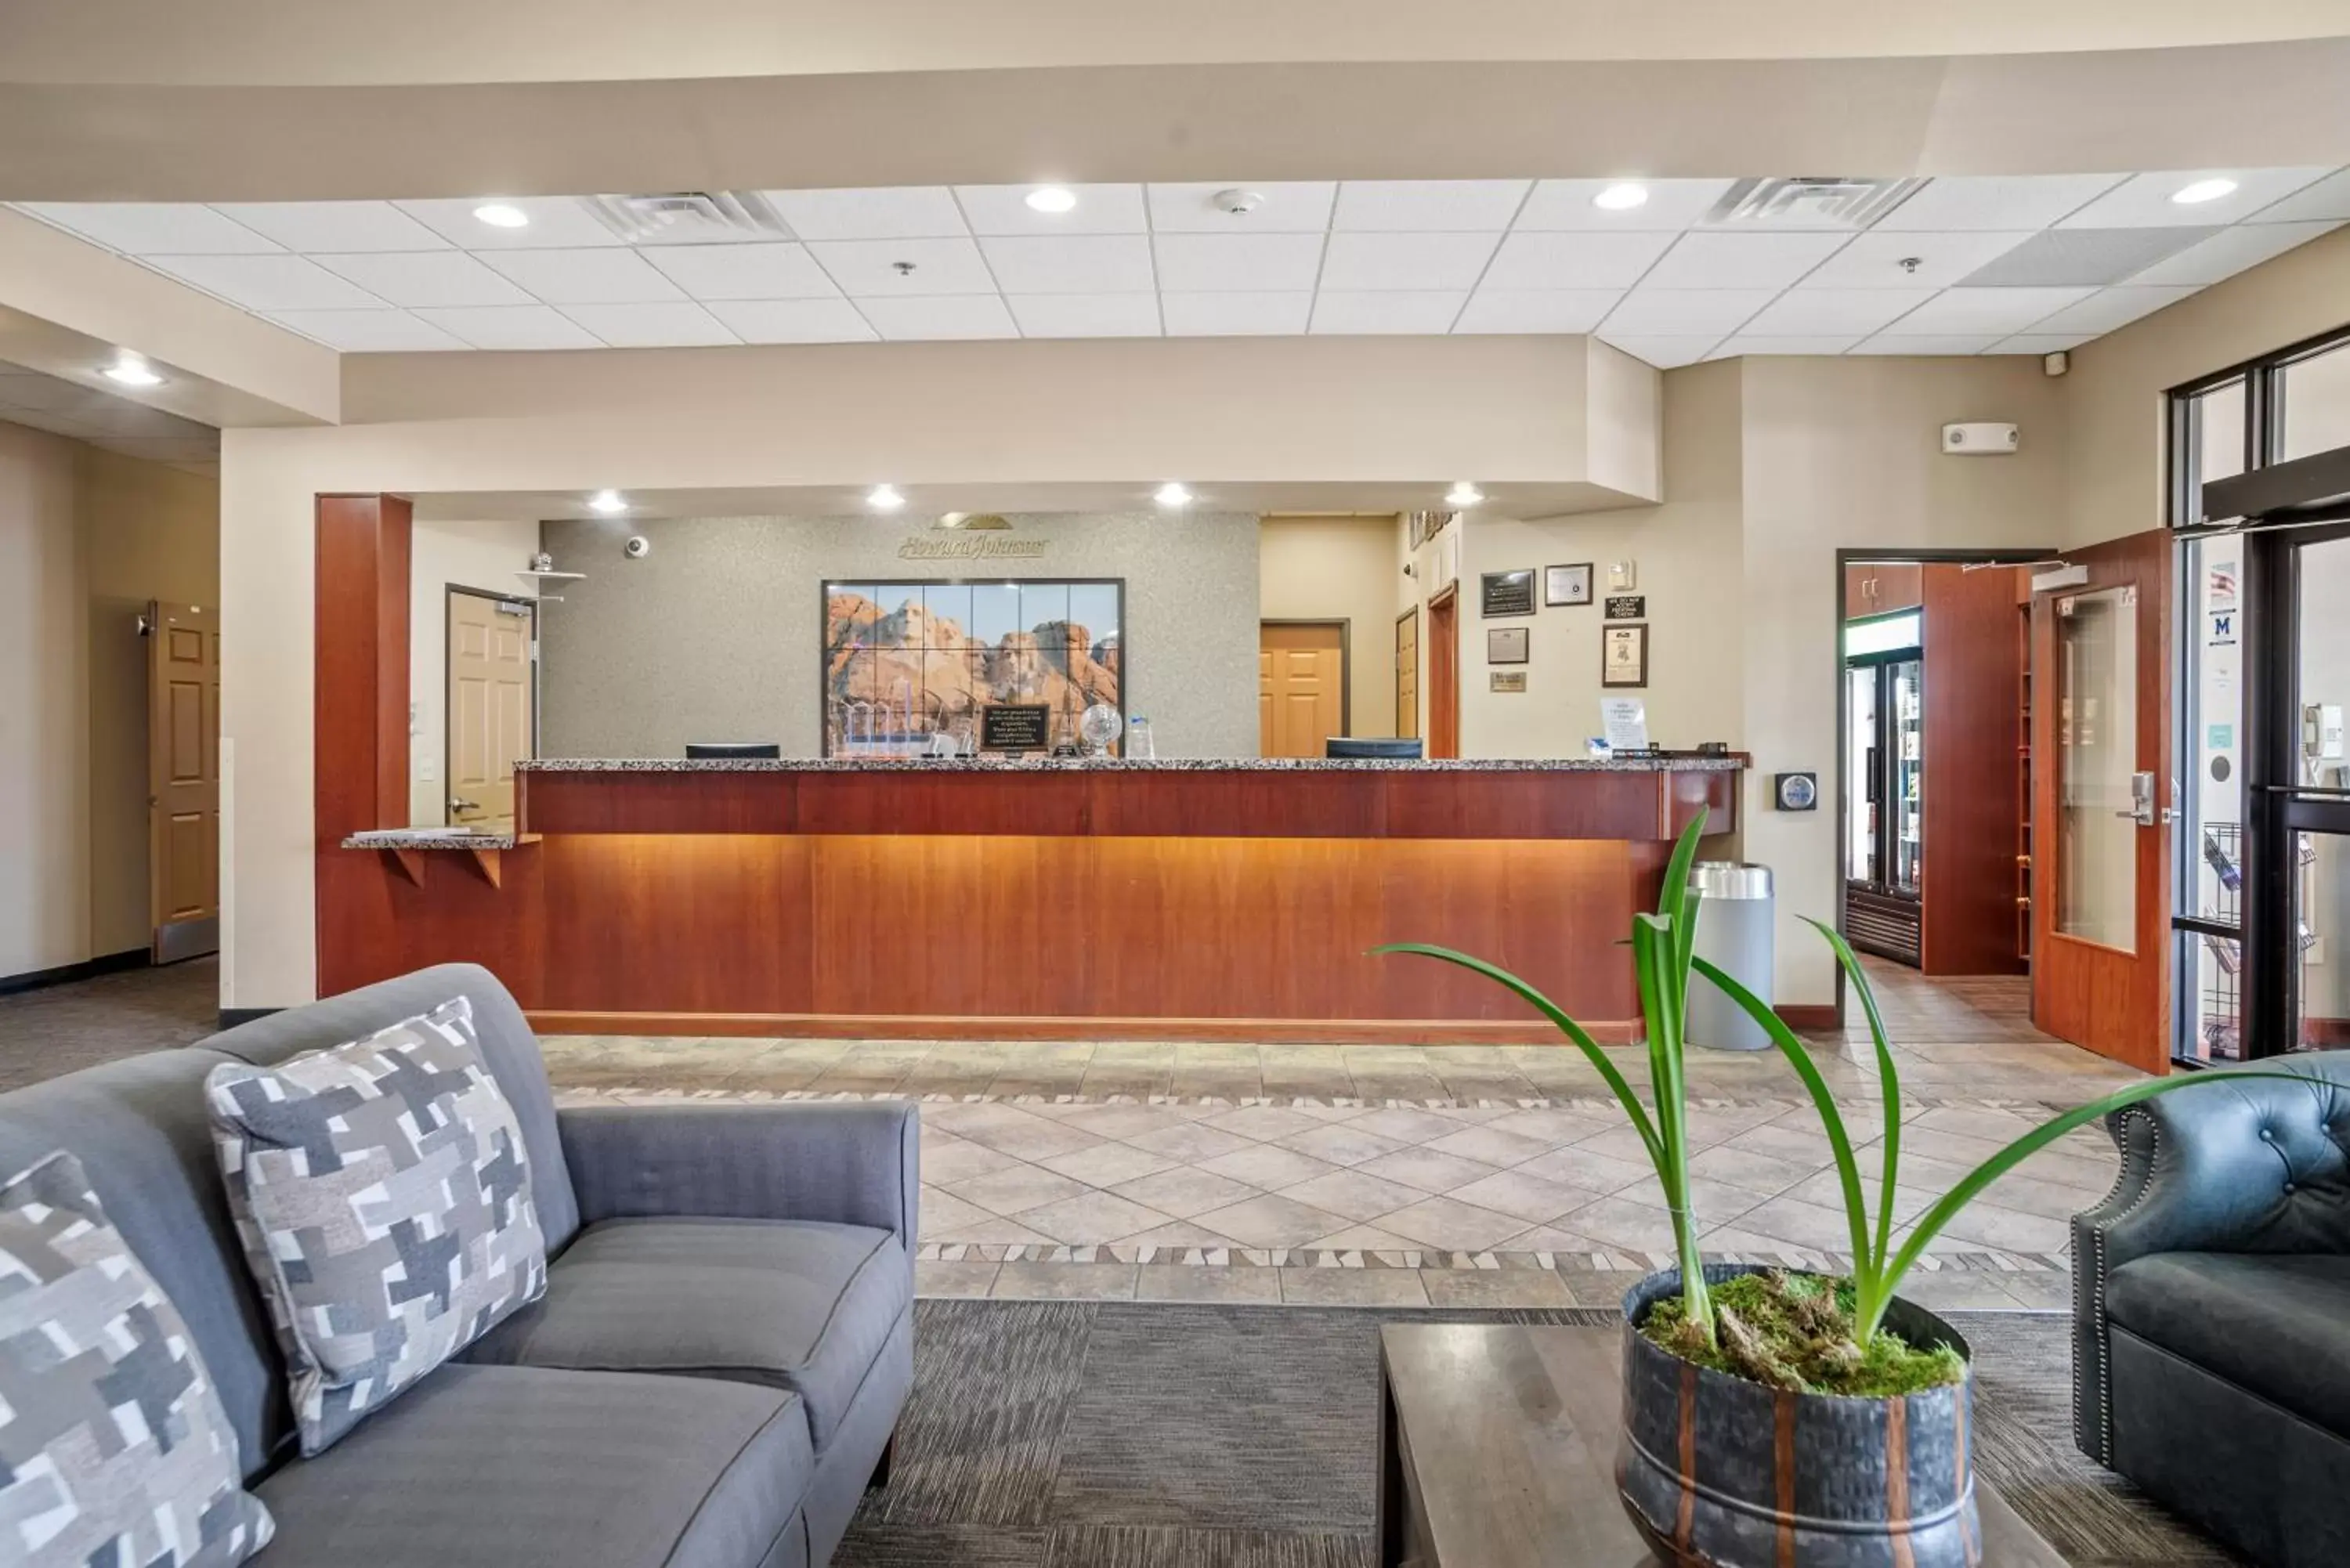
[212,201,448,252]
[1993,333,2095,355]
[807,237,997,296]
[1709,335,1864,357]
[764,187,967,240]
[1513,179,1734,232]
[17,203,278,255]
[1007,294,1162,338]
[980,235,1155,294]
[2059,168,2334,229]
[558,302,738,347]
[1332,180,1529,231]
[266,309,468,352]
[1452,290,1621,334]
[1744,287,1934,335]
[142,253,387,311]
[2124,220,2341,286]
[1641,232,1848,290]
[855,295,1018,340]
[392,198,625,249]
[2249,168,2350,223]
[410,305,603,350]
[1848,334,2005,355]
[479,248,685,305]
[1146,182,1336,233]
[703,299,877,343]
[1318,232,1499,291]
[1802,230,2035,289]
[1601,289,1776,335]
[1477,231,1674,291]
[1309,291,1466,334]
[1871,175,2126,233]
[1160,291,1313,335]
[1152,233,1326,292]
[640,243,839,301]
[2022,286,2199,335]
[311,251,535,308]
[953,184,1147,236]
[1880,287,2095,335]
[1594,335,1720,369]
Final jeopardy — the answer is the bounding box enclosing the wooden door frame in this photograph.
[1260,617,1352,741]
[1426,586,1460,759]
[443,585,538,827]
[1394,606,1419,741]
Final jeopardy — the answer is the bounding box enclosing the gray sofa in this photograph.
[0,963,916,1568]
[2073,1050,2350,1568]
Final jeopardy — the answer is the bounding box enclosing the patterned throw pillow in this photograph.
[207,995,546,1454]
[0,1150,273,1567]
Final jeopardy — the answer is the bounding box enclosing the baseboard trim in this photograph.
[215,1007,282,1030]
[1773,1004,1840,1033]
[0,949,149,999]
[524,1010,1646,1046]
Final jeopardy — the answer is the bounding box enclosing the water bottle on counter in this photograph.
[1126,716,1155,760]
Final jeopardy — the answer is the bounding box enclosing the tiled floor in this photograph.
[544,963,2138,1310]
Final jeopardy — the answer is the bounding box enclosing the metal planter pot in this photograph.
[1618,1265,1980,1568]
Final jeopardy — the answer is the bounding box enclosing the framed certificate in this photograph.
[1545,562,1594,607]
[1601,623,1649,688]
[1487,627,1530,664]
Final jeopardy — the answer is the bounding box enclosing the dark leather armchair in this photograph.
[2073,1051,2350,1568]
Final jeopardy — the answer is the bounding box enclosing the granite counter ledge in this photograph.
[514,755,1744,774]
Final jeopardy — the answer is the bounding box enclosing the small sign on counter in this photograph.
[1600,697,1650,753]
[979,704,1051,751]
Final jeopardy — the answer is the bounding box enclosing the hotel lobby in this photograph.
[5,6,2350,1566]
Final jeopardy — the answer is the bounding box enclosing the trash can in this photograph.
[1687,862,1774,1051]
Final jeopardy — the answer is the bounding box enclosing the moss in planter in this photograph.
[1640,1270,1966,1396]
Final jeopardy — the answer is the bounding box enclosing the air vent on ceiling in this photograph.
[587,191,792,244]
[1705,177,1928,231]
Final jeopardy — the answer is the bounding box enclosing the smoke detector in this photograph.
[1704,177,1927,231]
[587,192,791,244]
[1211,188,1265,217]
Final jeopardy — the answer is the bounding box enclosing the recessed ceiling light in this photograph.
[868,484,906,511]
[1154,482,1192,509]
[101,352,163,388]
[472,202,530,229]
[1025,186,1079,215]
[588,489,627,515]
[2171,177,2238,206]
[1445,482,1484,507]
[1593,182,1650,211]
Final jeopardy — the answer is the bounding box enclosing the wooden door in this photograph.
[2031,532,2171,1071]
[446,591,535,828]
[1427,587,1459,759]
[1260,621,1347,757]
[1920,565,2028,976]
[146,602,219,963]
[1395,609,1420,741]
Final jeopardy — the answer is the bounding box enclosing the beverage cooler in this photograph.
[1844,627,1925,966]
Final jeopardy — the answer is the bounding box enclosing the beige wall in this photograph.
[407,518,539,827]
[1259,514,1402,741]
[0,423,216,978]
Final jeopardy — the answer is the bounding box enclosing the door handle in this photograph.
[449,796,480,815]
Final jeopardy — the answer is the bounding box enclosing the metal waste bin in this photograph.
[1686,862,1773,1051]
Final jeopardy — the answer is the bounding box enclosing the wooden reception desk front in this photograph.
[327,758,1741,1044]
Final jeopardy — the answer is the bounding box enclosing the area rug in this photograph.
[833,1301,2237,1568]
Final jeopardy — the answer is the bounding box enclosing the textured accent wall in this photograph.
[537,512,1260,759]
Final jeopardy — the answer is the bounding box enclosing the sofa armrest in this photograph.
[2072,1053,2350,1464]
[558,1100,919,1249]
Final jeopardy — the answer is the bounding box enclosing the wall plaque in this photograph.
[980,704,1052,751]
[1480,569,1536,618]
[1544,562,1593,607]
[1605,594,1646,620]
[1490,671,1528,693]
[1601,623,1649,688]
[1486,626,1529,664]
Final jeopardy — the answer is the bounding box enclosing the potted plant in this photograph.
[1376,811,2281,1568]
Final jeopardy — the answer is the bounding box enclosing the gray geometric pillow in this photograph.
[206,995,545,1455]
[0,1149,273,1567]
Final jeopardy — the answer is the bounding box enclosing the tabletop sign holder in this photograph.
[979,704,1052,752]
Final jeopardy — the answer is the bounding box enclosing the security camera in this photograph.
[623,536,652,560]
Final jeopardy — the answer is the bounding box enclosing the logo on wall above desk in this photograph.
[898,515,1048,561]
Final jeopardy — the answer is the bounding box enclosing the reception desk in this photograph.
[328,757,1741,1044]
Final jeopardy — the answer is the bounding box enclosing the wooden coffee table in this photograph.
[1377,1324,2068,1566]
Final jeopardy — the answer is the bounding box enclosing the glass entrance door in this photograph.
[2280,530,2350,1050]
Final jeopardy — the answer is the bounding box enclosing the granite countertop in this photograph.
[343,829,522,850]
[514,755,1744,774]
